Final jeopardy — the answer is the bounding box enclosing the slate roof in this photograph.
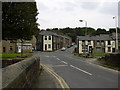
[39,31,58,36]
[39,30,71,40]
[77,34,113,41]
[111,33,120,40]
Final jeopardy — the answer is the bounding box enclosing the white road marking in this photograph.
[70,65,92,76]
[57,58,60,60]
[61,61,68,65]
[53,65,68,67]
[56,58,68,65]
[45,55,50,57]
[53,56,56,58]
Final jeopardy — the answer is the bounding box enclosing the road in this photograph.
[36,46,118,88]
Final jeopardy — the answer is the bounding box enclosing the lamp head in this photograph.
[79,20,83,22]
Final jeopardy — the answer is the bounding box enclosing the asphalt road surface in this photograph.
[35,46,118,88]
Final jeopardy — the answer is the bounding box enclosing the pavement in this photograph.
[32,64,69,89]
[32,66,60,88]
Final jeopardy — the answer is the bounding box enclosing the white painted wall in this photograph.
[79,41,83,54]
[91,41,94,47]
[111,41,115,48]
[43,35,52,51]
[79,40,116,54]
[85,41,88,45]
[105,40,115,53]
[105,41,108,53]
[79,40,94,54]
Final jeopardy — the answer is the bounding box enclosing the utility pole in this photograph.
[113,16,118,52]
[79,20,87,56]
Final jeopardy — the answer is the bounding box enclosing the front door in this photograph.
[18,46,21,53]
[45,44,47,51]
[3,47,6,53]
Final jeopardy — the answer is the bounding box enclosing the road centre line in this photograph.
[53,56,56,58]
[61,61,68,65]
[70,65,92,76]
[45,55,50,57]
[56,58,68,64]
[57,58,60,60]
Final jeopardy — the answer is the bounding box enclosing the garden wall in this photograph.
[98,54,120,70]
[2,55,40,89]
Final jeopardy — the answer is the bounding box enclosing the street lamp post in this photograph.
[113,16,118,51]
[79,20,87,56]
[79,20,87,36]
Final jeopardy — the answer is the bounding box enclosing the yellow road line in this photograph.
[41,64,70,89]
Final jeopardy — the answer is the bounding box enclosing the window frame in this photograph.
[10,46,13,51]
[45,36,47,40]
[48,36,51,40]
[48,44,51,48]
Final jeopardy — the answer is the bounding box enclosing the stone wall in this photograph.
[2,55,40,89]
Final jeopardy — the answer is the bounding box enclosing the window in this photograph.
[101,41,104,46]
[82,40,85,45]
[112,42,115,46]
[48,44,51,48]
[49,36,51,40]
[96,47,101,51]
[45,36,47,40]
[10,40,15,43]
[88,40,91,45]
[112,48,115,52]
[54,44,56,49]
[97,41,100,45]
[82,45,88,52]
[108,47,111,52]
[23,46,26,50]
[108,41,111,45]
[3,47,6,53]
[10,46,13,51]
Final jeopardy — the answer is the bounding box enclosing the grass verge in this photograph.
[0,54,32,58]
[94,53,106,57]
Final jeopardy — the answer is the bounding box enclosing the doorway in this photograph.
[45,44,47,51]
[3,47,6,53]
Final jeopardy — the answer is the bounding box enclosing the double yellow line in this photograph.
[41,64,70,90]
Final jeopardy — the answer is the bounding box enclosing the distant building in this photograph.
[76,34,120,54]
[36,31,72,51]
[110,33,120,52]
[2,36,36,54]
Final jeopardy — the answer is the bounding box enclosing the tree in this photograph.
[2,2,39,40]
[86,27,96,36]
[96,28,107,35]
[108,28,120,34]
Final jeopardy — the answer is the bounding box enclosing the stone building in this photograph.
[76,34,117,54]
[36,31,72,51]
[2,36,36,54]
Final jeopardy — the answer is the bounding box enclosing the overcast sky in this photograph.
[35,0,119,30]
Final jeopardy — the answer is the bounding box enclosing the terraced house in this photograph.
[36,31,72,51]
[76,33,120,54]
[2,36,36,54]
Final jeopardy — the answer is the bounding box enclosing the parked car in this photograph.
[67,44,71,48]
[61,47,66,51]
[72,43,75,46]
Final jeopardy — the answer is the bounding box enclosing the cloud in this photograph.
[60,1,77,11]
[98,2,118,15]
[78,2,100,10]
[36,1,49,11]
[118,1,120,27]
[35,0,119,30]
